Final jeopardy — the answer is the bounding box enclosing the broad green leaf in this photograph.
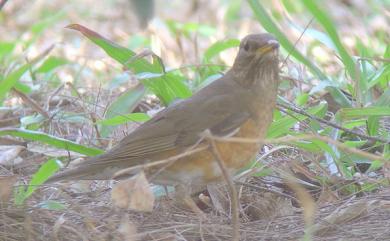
[367,116,379,136]
[339,107,390,119]
[0,63,32,104]
[0,128,103,156]
[368,64,390,89]
[0,46,53,104]
[267,103,327,138]
[291,140,322,152]
[100,84,145,137]
[343,119,366,129]
[67,24,192,105]
[35,56,68,73]
[15,158,61,205]
[13,82,32,94]
[98,113,150,126]
[295,93,309,106]
[367,160,384,172]
[0,42,16,58]
[203,39,240,61]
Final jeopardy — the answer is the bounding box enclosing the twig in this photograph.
[281,17,314,69]
[204,130,240,241]
[277,102,390,144]
[45,83,65,111]
[66,82,104,146]
[205,134,388,162]
[12,88,50,119]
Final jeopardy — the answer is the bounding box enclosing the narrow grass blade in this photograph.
[0,128,103,156]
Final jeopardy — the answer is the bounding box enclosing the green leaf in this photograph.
[368,64,390,89]
[295,93,309,106]
[367,116,379,136]
[0,46,53,105]
[0,128,103,156]
[267,103,327,138]
[0,63,32,104]
[0,41,16,58]
[35,56,68,73]
[367,160,384,172]
[15,158,61,205]
[100,84,146,137]
[98,113,150,126]
[67,24,192,105]
[339,107,390,119]
[203,39,240,61]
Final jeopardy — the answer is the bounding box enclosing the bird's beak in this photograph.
[256,39,279,56]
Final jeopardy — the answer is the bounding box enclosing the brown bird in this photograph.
[47,33,280,196]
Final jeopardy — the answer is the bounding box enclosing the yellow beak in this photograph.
[256,40,279,55]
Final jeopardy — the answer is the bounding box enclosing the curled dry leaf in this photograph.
[111,171,155,212]
[0,145,25,166]
[0,175,18,206]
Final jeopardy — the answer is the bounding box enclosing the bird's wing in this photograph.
[87,93,250,166]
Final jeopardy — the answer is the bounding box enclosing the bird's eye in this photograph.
[243,42,250,51]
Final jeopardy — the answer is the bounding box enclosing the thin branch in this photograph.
[204,130,240,241]
[204,134,388,162]
[277,102,390,144]
[12,88,50,119]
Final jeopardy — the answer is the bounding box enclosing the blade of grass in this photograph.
[14,158,61,205]
[0,46,54,104]
[67,24,192,105]
[0,128,103,156]
[339,107,390,119]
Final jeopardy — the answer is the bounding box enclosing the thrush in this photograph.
[47,33,280,197]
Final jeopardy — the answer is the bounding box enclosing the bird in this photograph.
[47,33,280,203]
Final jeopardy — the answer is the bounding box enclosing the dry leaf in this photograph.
[0,175,18,206]
[0,145,25,166]
[111,171,154,212]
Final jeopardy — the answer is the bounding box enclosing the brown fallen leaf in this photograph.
[0,145,25,166]
[111,171,155,212]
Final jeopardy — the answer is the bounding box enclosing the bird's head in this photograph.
[231,33,280,88]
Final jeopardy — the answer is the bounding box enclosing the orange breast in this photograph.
[147,118,268,187]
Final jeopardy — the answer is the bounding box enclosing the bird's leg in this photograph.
[175,184,205,217]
